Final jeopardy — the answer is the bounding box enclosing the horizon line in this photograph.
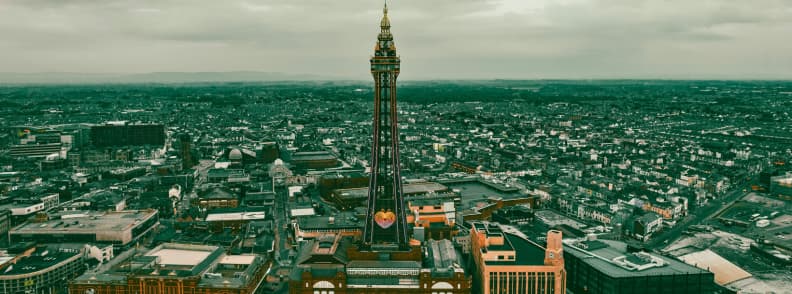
[1,71,791,85]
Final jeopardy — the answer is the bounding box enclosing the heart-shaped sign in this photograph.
[374,210,397,229]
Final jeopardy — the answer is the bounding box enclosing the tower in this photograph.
[544,230,564,266]
[362,2,409,251]
[179,133,193,169]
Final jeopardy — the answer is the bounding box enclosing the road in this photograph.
[177,159,214,215]
[647,186,747,249]
[261,183,293,294]
[272,184,292,266]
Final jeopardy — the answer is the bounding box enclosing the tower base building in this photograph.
[290,235,470,293]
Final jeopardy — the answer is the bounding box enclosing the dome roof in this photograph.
[229,148,243,161]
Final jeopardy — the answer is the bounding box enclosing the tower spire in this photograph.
[380,1,391,29]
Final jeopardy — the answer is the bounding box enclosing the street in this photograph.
[647,186,747,249]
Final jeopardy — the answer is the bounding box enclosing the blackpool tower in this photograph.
[361,2,410,251]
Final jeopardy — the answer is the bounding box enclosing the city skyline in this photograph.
[1,1,791,294]
[2,0,792,81]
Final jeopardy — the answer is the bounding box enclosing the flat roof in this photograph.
[205,211,266,222]
[73,243,264,289]
[297,212,363,230]
[447,181,522,204]
[291,151,337,161]
[564,239,711,278]
[291,207,316,217]
[220,255,257,265]
[146,248,211,266]
[347,260,421,269]
[678,249,752,285]
[11,210,157,235]
[475,223,546,266]
[335,182,449,199]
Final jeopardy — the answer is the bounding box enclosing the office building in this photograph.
[563,236,717,294]
[90,122,165,147]
[9,143,62,158]
[470,222,566,294]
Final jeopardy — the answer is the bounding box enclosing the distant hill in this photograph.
[0,71,344,84]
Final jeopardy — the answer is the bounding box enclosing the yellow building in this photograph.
[470,222,566,294]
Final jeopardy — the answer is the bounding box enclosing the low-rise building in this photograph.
[197,187,239,209]
[294,213,362,242]
[69,243,268,294]
[0,244,87,294]
[642,198,685,220]
[290,235,471,293]
[10,210,159,250]
[407,198,457,241]
[204,207,266,233]
[563,236,717,294]
[290,151,339,170]
[628,212,663,240]
[770,173,792,200]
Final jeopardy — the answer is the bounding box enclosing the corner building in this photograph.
[470,222,566,294]
[562,237,717,294]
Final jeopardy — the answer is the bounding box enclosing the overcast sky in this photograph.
[1,0,791,80]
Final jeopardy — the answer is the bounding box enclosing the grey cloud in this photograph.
[0,0,790,79]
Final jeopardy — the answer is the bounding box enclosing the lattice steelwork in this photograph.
[362,3,409,251]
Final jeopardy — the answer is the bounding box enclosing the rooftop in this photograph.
[298,213,362,230]
[771,173,792,186]
[198,187,237,200]
[146,248,212,267]
[347,260,421,270]
[475,223,547,266]
[677,249,752,285]
[206,211,265,222]
[291,151,337,161]
[335,181,449,199]
[11,210,158,235]
[0,245,83,277]
[425,239,466,276]
[219,255,257,265]
[74,243,265,289]
[564,238,711,278]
